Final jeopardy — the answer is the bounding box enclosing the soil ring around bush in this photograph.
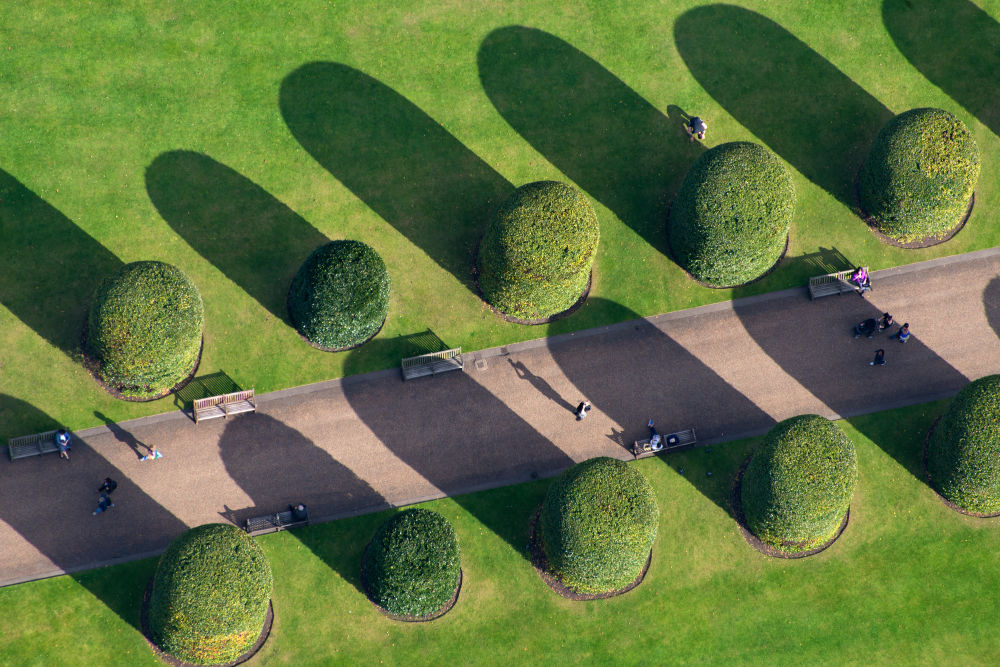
[663,200,790,290]
[359,540,462,622]
[731,455,850,559]
[140,577,273,667]
[472,234,593,325]
[80,320,203,402]
[922,417,1000,518]
[527,506,651,600]
[285,283,387,352]
[853,166,975,249]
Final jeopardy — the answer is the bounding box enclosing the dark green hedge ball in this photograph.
[478,181,599,320]
[928,375,1000,515]
[741,415,857,553]
[86,260,203,398]
[288,240,390,350]
[363,508,461,618]
[668,141,794,287]
[540,457,658,594]
[148,524,273,665]
[859,108,980,243]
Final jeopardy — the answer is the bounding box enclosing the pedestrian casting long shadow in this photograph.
[0,168,122,355]
[983,277,1000,340]
[546,298,775,517]
[477,26,704,254]
[217,413,388,594]
[732,291,968,479]
[0,394,188,632]
[279,62,513,292]
[341,339,575,559]
[145,151,329,323]
[674,5,894,208]
[884,0,1000,137]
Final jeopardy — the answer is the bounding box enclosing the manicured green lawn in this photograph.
[3,400,998,664]
[1,1,998,434]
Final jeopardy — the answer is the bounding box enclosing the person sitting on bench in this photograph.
[850,266,871,296]
[648,419,663,451]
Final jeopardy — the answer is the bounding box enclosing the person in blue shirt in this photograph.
[55,429,71,460]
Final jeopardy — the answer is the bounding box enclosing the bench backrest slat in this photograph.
[402,347,462,368]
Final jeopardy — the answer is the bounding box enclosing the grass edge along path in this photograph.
[3,398,999,664]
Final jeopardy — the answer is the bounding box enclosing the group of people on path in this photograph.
[848,265,913,368]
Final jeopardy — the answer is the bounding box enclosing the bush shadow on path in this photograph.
[341,338,575,560]
[674,5,894,209]
[279,62,513,294]
[0,168,122,356]
[547,298,776,517]
[983,277,1000,341]
[217,413,388,595]
[146,151,328,324]
[0,394,187,632]
[883,0,1000,137]
[477,26,704,255]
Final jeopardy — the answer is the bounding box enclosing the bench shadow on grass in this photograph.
[172,370,242,416]
[0,394,187,633]
[0,168,122,357]
[341,338,575,560]
[279,62,513,294]
[674,5,894,209]
[145,151,329,325]
[477,26,704,255]
[217,413,388,595]
[546,298,776,517]
[883,0,1000,137]
[732,290,968,481]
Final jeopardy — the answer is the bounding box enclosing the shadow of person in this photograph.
[93,410,151,459]
[674,5,894,209]
[0,168,122,356]
[279,62,513,293]
[0,393,188,632]
[983,277,1000,340]
[477,26,704,255]
[732,288,968,479]
[546,298,776,517]
[341,339,575,559]
[883,0,1000,137]
[216,413,387,594]
[508,359,576,415]
[145,151,329,324]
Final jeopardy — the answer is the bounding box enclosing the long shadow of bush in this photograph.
[280,62,512,293]
[217,413,387,594]
[883,0,1000,137]
[0,168,122,355]
[146,151,328,323]
[478,26,703,254]
[674,5,893,208]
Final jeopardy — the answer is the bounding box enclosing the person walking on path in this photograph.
[892,323,911,343]
[54,429,71,460]
[140,444,163,462]
[92,493,114,516]
[685,116,708,142]
[854,318,877,338]
[575,401,592,421]
[870,349,886,366]
[877,313,894,334]
[97,478,117,495]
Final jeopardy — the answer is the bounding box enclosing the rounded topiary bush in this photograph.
[288,240,390,350]
[539,457,658,594]
[859,108,980,243]
[362,508,461,618]
[87,261,203,398]
[477,181,599,321]
[741,415,858,553]
[668,141,794,287]
[927,375,1000,515]
[148,523,273,665]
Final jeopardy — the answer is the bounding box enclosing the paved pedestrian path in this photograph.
[2,248,999,586]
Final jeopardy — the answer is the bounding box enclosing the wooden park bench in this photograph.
[401,347,463,381]
[8,429,67,461]
[632,428,697,460]
[244,505,310,536]
[192,389,256,423]
[808,267,868,300]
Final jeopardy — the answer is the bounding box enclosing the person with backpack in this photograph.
[54,429,71,460]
